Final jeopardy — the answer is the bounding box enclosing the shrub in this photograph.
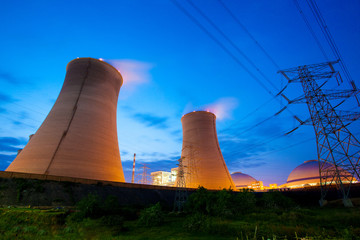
[102,195,120,215]
[183,213,211,232]
[185,186,213,215]
[231,190,256,215]
[212,189,233,217]
[260,191,295,209]
[73,193,102,220]
[137,202,164,227]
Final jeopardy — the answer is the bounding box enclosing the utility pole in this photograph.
[131,153,136,183]
[279,61,360,207]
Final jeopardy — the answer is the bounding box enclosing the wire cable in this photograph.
[216,0,281,70]
[186,0,279,91]
[293,0,329,61]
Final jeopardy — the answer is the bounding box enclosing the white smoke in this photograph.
[106,59,153,94]
[183,97,238,120]
[205,97,238,120]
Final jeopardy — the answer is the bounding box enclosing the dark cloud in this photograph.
[120,150,129,156]
[0,72,20,84]
[119,105,134,112]
[170,129,182,136]
[0,154,17,171]
[0,92,14,103]
[220,135,267,159]
[229,157,267,169]
[132,113,169,129]
[0,137,27,153]
[0,107,7,113]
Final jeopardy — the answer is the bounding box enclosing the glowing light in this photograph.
[99,58,104,61]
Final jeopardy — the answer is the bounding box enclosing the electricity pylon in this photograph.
[173,157,187,212]
[279,61,360,207]
[182,145,199,188]
[138,163,151,185]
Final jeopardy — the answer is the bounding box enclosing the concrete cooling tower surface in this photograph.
[6,58,125,182]
[180,111,235,190]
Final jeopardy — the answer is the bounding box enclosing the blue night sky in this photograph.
[0,0,359,185]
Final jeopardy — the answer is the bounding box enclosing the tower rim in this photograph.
[181,110,216,120]
[66,57,123,84]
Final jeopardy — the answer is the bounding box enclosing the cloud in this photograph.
[228,156,267,170]
[0,137,27,153]
[183,97,238,120]
[0,153,16,171]
[106,59,153,89]
[0,107,7,113]
[0,93,14,103]
[132,113,169,129]
[0,71,20,84]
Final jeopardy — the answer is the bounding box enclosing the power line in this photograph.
[293,0,329,61]
[171,0,300,137]
[170,0,276,96]
[216,0,281,70]
[306,0,354,88]
[186,0,279,91]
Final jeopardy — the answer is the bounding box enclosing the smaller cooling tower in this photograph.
[6,58,125,182]
[180,111,235,190]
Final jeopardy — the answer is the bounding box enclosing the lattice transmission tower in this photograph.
[138,163,151,185]
[173,157,188,212]
[279,61,360,207]
[182,145,200,188]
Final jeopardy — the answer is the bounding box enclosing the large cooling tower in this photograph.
[180,111,235,190]
[6,58,125,182]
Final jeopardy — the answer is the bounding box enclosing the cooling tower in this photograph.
[180,111,235,190]
[6,58,125,182]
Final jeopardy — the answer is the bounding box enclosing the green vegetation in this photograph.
[0,188,359,239]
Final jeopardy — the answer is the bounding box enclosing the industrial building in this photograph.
[180,111,235,190]
[6,58,125,182]
[151,171,172,186]
[284,160,356,189]
[151,168,178,186]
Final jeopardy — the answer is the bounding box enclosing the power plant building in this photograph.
[180,111,235,190]
[6,58,125,182]
[151,171,172,186]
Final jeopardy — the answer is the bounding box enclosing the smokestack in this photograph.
[180,111,235,190]
[6,58,125,182]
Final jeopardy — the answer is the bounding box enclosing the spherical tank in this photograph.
[180,111,235,190]
[231,172,257,189]
[6,58,125,182]
[286,160,354,188]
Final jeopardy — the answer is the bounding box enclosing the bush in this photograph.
[231,189,256,215]
[183,213,211,232]
[102,195,121,215]
[185,186,213,215]
[260,191,295,209]
[137,202,164,227]
[186,187,256,218]
[72,193,102,220]
[212,189,233,217]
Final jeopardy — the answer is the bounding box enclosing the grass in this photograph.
[0,205,359,240]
